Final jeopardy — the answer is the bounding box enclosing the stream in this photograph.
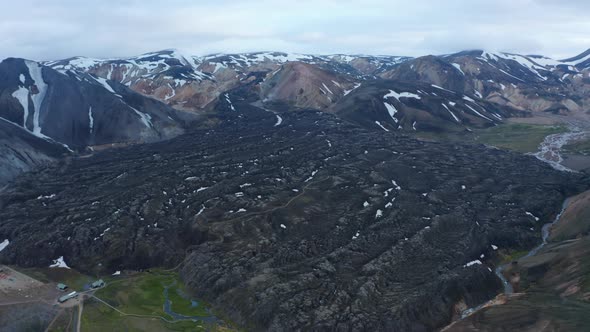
[460,197,572,319]
[532,121,590,172]
[162,281,218,323]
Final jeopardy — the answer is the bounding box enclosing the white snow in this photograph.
[19,74,25,84]
[465,104,493,122]
[391,180,401,190]
[50,256,70,269]
[225,94,236,111]
[431,84,454,93]
[384,90,421,101]
[280,224,287,229]
[375,209,383,218]
[0,239,9,252]
[37,194,56,200]
[461,185,466,190]
[363,201,370,208]
[237,208,247,212]
[196,205,206,216]
[240,183,253,188]
[463,260,482,268]
[164,84,176,101]
[525,211,540,221]
[491,244,498,250]
[321,83,333,95]
[274,114,283,126]
[26,61,49,138]
[12,87,29,127]
[452,63,464,75]
[112,271,121,276]
[343,83,361,96]
[130,107,153,128]
[412,121,417,131]
[88,106,94,133]
[383,103,399,122]
[235,192,244,197]
[185,176,198,181]
[93,76,116,94]
[352,231,360,240]
[375,121,389,132]
[196,187,208,192]
[442,104,460,122]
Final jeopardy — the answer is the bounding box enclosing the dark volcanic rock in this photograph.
[0,118,70,186]
[0,106,586,331]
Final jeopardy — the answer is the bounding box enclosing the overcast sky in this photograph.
[2,0,589,61]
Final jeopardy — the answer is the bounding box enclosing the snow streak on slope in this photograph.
[0,239,8,252]
[11,87,29,127]
[26,61,49,138]
[130,107,153,128]
[384,90,421,101]
[88,106,94,133]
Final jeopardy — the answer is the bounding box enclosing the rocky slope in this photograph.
[332,79,518,132]
[448,190,590,331]
[381,49,590,118]
[0,105,586,331]
[0,118,70,186]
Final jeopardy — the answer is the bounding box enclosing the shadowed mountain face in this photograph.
[0,57,199,185]
[0,57,197,149]
[0,104,586,330]
[0,118,70,186]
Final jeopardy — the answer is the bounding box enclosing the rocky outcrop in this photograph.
[260,62,356,110]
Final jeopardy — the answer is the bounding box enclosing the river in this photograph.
[532,119,590,172]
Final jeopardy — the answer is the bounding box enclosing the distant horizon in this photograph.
[5,47,590,64]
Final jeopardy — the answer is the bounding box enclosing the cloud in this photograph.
[0,0,588,61]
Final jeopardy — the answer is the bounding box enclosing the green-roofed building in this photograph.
[91,279,105,289]
[56,283,68,291]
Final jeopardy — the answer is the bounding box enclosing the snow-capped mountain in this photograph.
[45,48,590,125]
[0,57,197,150]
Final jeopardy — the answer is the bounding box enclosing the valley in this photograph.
[1,46,590,331]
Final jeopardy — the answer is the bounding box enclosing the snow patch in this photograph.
[12,87,29,128]
[50,256,70,269]
[375,121,389,132]
[88,106,94,134]
[463,260,482,268]
[384,90,421,101]
[452,63,464,75]
[0,239,9,252]
[442,104,460,122]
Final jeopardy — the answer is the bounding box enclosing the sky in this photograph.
[2,0,590,61]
